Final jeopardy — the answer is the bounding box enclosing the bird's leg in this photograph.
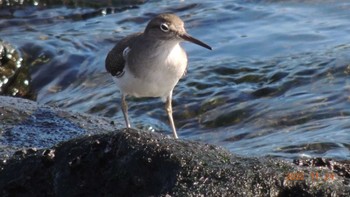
[165,92,178,139]
[121,94,131,128]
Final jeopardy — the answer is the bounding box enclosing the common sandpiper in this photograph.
[105,13,212,139]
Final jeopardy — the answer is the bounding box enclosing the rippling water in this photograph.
[1,0,350,160]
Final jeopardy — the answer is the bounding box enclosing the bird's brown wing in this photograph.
[105,33,142,77]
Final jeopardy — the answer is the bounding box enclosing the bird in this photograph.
[105,13,212,139]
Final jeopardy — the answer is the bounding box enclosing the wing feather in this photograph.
[105,33,142,77]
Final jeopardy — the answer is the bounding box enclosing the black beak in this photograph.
[180,33,212,50]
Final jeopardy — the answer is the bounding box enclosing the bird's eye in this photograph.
[160,23,169,32]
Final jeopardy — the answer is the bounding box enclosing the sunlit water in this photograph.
[1,0,350,160]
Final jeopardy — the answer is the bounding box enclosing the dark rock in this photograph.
[0,129,349,197]
[294,157,350,184]
[0,96,349,196]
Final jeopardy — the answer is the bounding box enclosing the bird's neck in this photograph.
[132,35,181,60]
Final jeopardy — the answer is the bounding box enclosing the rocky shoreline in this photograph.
[0,96,349,196]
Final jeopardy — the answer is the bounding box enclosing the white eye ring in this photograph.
[160,23,169,32]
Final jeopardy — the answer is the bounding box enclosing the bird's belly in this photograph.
[114,65,184,99]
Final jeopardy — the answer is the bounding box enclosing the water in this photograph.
[1,0,350,160]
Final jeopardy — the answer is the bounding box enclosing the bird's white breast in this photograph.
[114,42,187,100]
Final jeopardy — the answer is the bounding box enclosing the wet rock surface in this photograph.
[0,41,33,99]
[0,0,145,7]
[0,96,349,196]
[0,96,120,160]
